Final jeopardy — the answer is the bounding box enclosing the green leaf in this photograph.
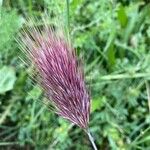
[117,5,128,28]
[107,43,116,68]
[137,136,150,144]
[134,4,150,33]
[0,8,22,55]
[0,66,16,94]
[26,85,42,100]
[92,96,106,112]
[70,0,83,12]
[123,5,138,43]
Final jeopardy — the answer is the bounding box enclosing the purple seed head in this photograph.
[19,21,90,129]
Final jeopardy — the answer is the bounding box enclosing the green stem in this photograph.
[87,72,150,81]
[0,142,19,146]
[66,0,70,31]
[131,126,150,146]
[85,129,98,150]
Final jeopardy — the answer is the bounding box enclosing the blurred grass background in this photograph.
[0,0,150,149]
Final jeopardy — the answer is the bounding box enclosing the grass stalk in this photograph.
[87,72,150,81]
[66,0,70,31]
[85,129,98,150]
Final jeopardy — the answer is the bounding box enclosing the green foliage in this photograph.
[0,66,16,94]
[0,0,150,150]
[0,8,22,61]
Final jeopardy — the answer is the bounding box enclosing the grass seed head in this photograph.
[19,19,90,129]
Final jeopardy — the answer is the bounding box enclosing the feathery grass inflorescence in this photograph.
[18,18,98,150]
[19,18,90,129]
